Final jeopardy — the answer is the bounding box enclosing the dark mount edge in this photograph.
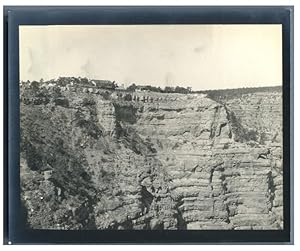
[3,7,8,246]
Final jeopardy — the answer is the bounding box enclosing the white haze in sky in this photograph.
[19,24,282,90]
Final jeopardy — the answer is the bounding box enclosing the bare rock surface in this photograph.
[20,83,283,230]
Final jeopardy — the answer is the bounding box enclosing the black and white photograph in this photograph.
[18,24,284,231]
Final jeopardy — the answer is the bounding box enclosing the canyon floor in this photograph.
[20,83,283,230]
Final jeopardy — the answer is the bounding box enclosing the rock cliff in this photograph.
[20,84,283,230]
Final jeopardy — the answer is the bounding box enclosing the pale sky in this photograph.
[19,24,282,91]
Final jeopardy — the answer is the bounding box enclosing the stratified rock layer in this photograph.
[226,92,282,145]
[20,86,283,230]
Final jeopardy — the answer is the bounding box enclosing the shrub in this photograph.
[54,98,69,108]
[259,132,268,145]
[246,129,258,141]
[82,97,95,106]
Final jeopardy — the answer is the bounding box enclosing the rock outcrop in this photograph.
[20,83,283,230]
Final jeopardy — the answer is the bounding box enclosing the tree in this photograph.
[164,86,174,93]
[52,86,62,98]
[175,86,190,94]
[30,81,40,92]
[127,83,137,92]
[111,81,118,89]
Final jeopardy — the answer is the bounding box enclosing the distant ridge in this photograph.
[195,85,282,102]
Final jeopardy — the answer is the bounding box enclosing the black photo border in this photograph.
[3,6,294,244]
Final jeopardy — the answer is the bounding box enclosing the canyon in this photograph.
[20,82,283,230]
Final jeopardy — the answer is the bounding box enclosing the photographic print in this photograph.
[18,24,284,231]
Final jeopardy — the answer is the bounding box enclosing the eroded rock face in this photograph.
[225,92,282,145]
[20,86,283,230]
